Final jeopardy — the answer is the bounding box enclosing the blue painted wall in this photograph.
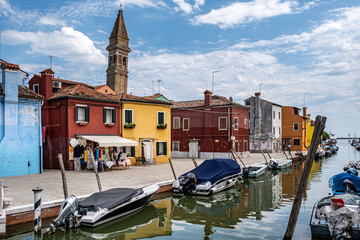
[0,68,43,177]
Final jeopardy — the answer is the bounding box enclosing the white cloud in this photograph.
[3,27,106,71]
[191,0,296,28]
[37,16,66,26]
[173,0,193,14]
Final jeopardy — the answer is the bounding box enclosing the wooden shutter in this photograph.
[75,106,78,121]
[85,107,89,122]
[103,108,106,123]
[156,142,159,156]
[112,109,116,123]
[164,142,167,155]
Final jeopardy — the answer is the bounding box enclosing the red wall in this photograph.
[171,106,249,153]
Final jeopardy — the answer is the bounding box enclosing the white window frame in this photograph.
[124,109,134,124]
[183,118,190,131]
[172,141,180,151]
[293,123,299,131]
[234,117,238,130]
[173,117,180,129]
[76,104,88,123]
[219,117,227,130]
[157,111,165,125]
[104,107,115,124]
[33,84,39,94]
[273,111,275,119]
[244,118,248,125]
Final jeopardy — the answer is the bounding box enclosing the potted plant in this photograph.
[124,122,136,128]
[157,123,168,129]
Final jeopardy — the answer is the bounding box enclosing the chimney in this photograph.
[39,68,54,100]
[255,92,260,97]
[302,107,307,117]
[204,90,212,109]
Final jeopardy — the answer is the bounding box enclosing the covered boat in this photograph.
[49,184,159,233]
[172,158,241,195]
[310,193,360,239]
[330,171,360,195]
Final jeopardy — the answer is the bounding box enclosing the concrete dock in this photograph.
[0,152,305,230]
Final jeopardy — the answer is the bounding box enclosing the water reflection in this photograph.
[6,140,360,240]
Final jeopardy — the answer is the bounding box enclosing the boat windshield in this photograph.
[320,193,360,206]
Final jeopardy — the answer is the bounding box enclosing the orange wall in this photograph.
[281,106,307,151]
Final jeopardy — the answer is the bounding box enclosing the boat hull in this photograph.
[244,164,267,178]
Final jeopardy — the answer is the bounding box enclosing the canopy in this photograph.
[77,135,138,147]
[181,158,241,184]
[330,172,360,194]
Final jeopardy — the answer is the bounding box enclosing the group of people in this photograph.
[114,149,131,170]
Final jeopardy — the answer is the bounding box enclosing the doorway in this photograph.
[188,141,199,158]
[141,140,153,164]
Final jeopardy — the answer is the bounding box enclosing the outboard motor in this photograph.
[49,195,79,234]
[343,179,357,194]
[346,168,358,176]
[242,167,250,177]
[179,172,197,195]
[269,159,278,170]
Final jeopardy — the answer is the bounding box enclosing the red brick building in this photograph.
[29,69,121,169]
[171,90,250,159]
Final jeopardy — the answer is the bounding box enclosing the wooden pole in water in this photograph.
[191,157,198,168]
[57,153,68,199]
[90,152,102,192]
[260,148,269,165]
[282,149,289,159]
[266,149,272,159]
[283,115,326,240]
[168,158,177,180]
[231,150,246,168]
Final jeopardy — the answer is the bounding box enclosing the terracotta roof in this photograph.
[33,74,94,88]
[243,96,282,107]
[172,95,249,109]
[0,83,44,100]
[48,85,118,102]
[94,84,107,89]
[117,93,172,105]
[40,68,54,75]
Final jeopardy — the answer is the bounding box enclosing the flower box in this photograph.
[124,123,136,128]
[77,121,88,126]
[106,123,115,127]
[157,123,168,129]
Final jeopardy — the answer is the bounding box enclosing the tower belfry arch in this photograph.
[106,8,131,94]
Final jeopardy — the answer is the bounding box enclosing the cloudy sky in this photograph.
[1,0,359,137]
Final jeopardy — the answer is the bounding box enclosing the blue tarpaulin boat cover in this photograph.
[330,172,360,194]
[181,158,241,184]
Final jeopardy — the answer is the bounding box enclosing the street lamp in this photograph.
[303,92,310,107]
[260,83,263,95]
[212,70,220,93]
[157,79,162,93]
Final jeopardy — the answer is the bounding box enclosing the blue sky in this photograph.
[1,0,360,137]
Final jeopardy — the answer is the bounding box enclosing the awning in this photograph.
[77,135,138,147]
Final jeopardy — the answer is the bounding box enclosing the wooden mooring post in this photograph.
[57,153,68,199]
[283,115,326,239]
[191,157,198,168]
[90,152,102,192]
[168,158,177,180]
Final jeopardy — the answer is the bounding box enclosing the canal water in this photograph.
[5,140,360,240]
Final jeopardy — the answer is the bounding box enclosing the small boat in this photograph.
[267,158,292,170]
[329,171,360,195]
[325,149,332,157]
[172,158,242,195]
[310,193,360,239]
[242,163,267,178]
[344,161,360,171]
[49,184,159,233]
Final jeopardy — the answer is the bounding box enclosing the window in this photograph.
[124,109,133,123]
[33,84,39,94]
[244,140,248,152]
[245,100,250,106]
[183,118,189,131]
[234,141,239,152]
[293,139,300,146]
[123,57,127,66]
[172,141,179,151]
[279,127,281,135]
[273,127,275,134]
[293,123,299,131]
[156,142,167,156]
[219,117,227,130]
[173,117,180,129]
[234,117,238,130]
[273,111,275,119]
[122,146,135,157]
[103,107,115,124]
[105,89,108,93]
[76,105,89,123]
[244,118,248,125]
[279,112,281,119]
[158,111,165,125]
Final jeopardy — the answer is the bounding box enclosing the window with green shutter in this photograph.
[156,142,167,156]
[158,112,165,124]
[124,109,133,123]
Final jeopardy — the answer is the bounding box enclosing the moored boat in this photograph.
[267,158,292,170]
[49,184,159,233]
[243,163,267,178]
[344,161,360,171]
[329,170,360,195]
[172,158,242,195]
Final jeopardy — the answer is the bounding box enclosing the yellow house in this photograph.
[306,115,315,147]
[119,93,172,165]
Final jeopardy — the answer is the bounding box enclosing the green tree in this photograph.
[322,131,330,141]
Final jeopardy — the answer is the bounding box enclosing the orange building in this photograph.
[281,106,307,151]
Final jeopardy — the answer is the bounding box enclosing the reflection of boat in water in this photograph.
[172,158,242,195]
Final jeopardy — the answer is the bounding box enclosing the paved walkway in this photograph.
[0,152,303,207]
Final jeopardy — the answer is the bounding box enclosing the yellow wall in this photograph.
[306,117,314,147]
[122,101,171,164]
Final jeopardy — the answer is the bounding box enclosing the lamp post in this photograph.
[260,83,263,95]
[212,70,220,93]
[303,92,310,108]
[157,79,162,93]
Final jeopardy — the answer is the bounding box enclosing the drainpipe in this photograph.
[120,101,123,137]
[39,100,44,174]
[65,98,68,170]
[228,108,231,143]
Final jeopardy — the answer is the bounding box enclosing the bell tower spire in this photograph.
[106,8,131,94]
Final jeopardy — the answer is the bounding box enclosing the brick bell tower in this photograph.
[106,8,131,94]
